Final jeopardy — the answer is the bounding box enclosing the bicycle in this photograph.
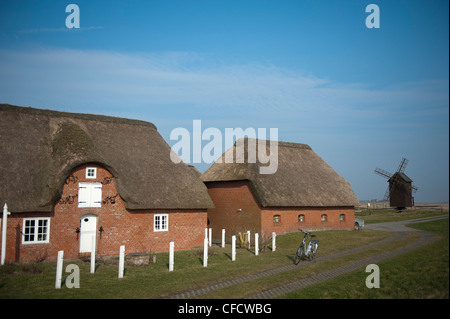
[294,229,319,264]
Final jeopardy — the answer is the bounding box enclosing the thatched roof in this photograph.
[0,104,214,212]
[201,139,359,207]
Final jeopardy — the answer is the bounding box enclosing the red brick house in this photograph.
[201,139,360,242]
[0,104,214,263]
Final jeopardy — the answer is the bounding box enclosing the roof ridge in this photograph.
[0,104,157,130]
[234,137,312,150]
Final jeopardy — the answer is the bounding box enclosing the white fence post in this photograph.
[231,235,236,261]
[272,232,276,251]
[90,235,96,274]
[255,233,259,256]
[205,227,208,239]
[1,204,11,265]
[221,229,225,248]
[169,241,174,272]
[247,230,251,249]
[55,250,64,289]
[208,228,212,247]
[203,237,208,267]
[118,245,125,278]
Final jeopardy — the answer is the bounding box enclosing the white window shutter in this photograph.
[91,184,102,207]
[78,183,90,207]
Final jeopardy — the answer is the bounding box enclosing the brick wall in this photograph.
[1,164,207,263]
[261,207,355,238]
[205,180,261,242]
[205,180,355,242]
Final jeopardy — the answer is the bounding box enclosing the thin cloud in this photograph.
[0,48,447,119]
[18,26,104,34]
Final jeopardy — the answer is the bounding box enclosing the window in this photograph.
[273,215,281,223]
[23,218,50,244]
[340,214,345,222]
[321,214,327,222]
[86,167,97,179]
[154,214,168,232]
[298,214,305,223]
[78,183,102,207]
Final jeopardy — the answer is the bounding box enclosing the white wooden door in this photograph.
[79,214,97,253]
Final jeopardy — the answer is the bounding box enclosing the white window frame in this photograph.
[86,167,97,179]
[22,217,51,244]
[78,182,102,208]
[154,214,168,232]
[321,214,327,222]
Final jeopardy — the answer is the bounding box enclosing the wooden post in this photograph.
[90,235,96,274]
[231,235,236,261]
[208,228,212,247]
[55,250,64,289]
[255,233,259,256]
[272,232,276,251]
[118,245,125,278]
[169,242,174,272]
[247,230,251,249]
[203,237,208,267]
[221,229,225,248]
[1,204,11,265]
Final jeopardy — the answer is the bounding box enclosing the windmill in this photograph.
[374,158,418,210]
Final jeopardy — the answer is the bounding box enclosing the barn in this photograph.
[0,104,214,263]
[201,139,360,242]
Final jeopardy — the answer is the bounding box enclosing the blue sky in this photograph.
[0,0,448,202]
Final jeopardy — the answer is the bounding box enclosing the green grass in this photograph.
[0,229,390,298]
[284,218,449,299]
[355,208,446,224]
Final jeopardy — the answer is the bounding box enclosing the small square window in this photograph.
[340,214,345,222]
[86,167,97,179]
[298,214,305,223]
[273,215,280,223]
[321,214,327,222]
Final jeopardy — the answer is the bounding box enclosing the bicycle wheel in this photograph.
[294,244,304,265]
[311,242,319,261]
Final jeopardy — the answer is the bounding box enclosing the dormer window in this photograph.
[86,167,97,179]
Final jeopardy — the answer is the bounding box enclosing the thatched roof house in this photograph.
[0,104,213,262]
[201,139,359,238]
[0,104,213,212]
[202,139,359,207]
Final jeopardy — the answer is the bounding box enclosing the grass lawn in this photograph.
[284,218,449,299]
[0,228,390,298]
[356,208,446,224]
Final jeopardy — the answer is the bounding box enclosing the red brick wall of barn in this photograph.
[1,164,207,263]
[261,207,355,238]
[204,180,262,243]
[205,180,355,242]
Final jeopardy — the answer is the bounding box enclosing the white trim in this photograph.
[86,167,97,179]
[22,217,51,244]
[154,214,168,232]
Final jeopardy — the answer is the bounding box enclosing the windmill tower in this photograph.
[374,158,418,209]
